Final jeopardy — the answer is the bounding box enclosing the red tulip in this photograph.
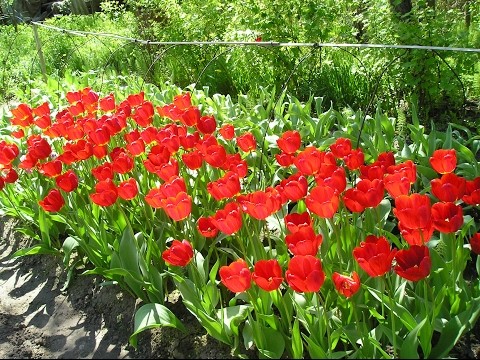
[429,149,457,174]
[285,226,322,256]
[394,245,431,282]
[284,212,312,233]
[223,153,248,178]
[393,193,432,230]
[90,179,118,207]
[278,173,308,202]
[38,160,63,178]
[197,115,217,135]
[211,202,243,235]
[332,271,361,298]
[182,150,203,170]
[88,126,111,146]
[219,124,235,140]
[252,259,284,291]
[277,130,301,154]
[155,159,180,182]
[236,132,257,152]
[99,93,116,112]
[386,160,417,185]
[353,235,397,277]
[180,107,201,127]
[0,141,19,166]
[117,178,138,200]
[162,240,194,267]
[360,151,395,181]
[343,178,384,212]
[202,144,227,168]
[237,190,277,220]
[27,135,51,161]
[219,259,252,293]
[126,139,146,157]
[294,147,335,176]
[398,221,434,246]
[111,150,134,174]
[161,191,192,221]
[330,137,352,159]
[384,171,411,198]
[39,189,65,212]
[207,171,241,201]
[3,168,18,183]
[343,148,365,171]
[276,152,295,167]
[132,101,154,127]
[91,162,114,181]
[315,166,347,195]
[431,202,464,233]
[469,233,480,255]
[197,217,219,238]
[285,255,325,293]
[431,173,466,202]
[56,169,79,193]
[10,103,34,127]
[173,92,193,109]
[463,177,480,205]
[306,185,339,218]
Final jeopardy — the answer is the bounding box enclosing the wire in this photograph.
[31,21,480,53]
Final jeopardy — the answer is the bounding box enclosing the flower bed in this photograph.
[1,84,480,358]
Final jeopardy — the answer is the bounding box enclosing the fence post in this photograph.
[32,23,48,83]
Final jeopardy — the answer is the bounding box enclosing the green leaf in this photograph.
[291,318,304,359]
[399,317,427,359]
[62,236,79,267]
[257,326,285,359]
[216,305,251,338]
[429,296,480,358]
[303,334,327,359]
[129,303,186,349]
[11,244,59,258]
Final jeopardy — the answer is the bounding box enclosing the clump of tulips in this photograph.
[1,86,480,359]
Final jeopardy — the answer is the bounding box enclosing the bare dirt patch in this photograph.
[0,216,236,359]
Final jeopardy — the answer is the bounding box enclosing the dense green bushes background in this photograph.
[1,0,479,127]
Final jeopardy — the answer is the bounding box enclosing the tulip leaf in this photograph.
[257,326,285,359]
[429,295,480,358]
[399,317,426,359]
[291,318,304,359]
[216,304,251,338]
[129,303,186,349]
[11,244,59,258]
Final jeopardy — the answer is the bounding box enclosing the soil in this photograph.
[0,216,237,359]
[1,214,480,359]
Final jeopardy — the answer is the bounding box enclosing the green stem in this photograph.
[385,275,398,359]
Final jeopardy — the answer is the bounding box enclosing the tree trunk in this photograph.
[389,0,413,21]
[465,0,471,30]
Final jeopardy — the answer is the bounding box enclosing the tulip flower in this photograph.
[277,130,301,154]
[285,255,325,293]
[353,235,397,277]
[332,271,361,298]
[56,169,79,193]
[431,201,464,234]
[469,233,480,255]
[39,189,65,212]
[162,240,194,267]
[252,259,284,291]
[285,226,323,256]
[430,173,466,202]
[219,259,252,293]
[429,149,457,174]
[394,245,431,282]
